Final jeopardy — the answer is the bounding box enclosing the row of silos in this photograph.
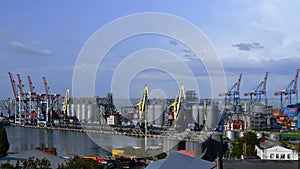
[67,98,99,123]
[192,103,220,130]
[146,104,164,126]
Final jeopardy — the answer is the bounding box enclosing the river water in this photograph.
[4,125,165,158]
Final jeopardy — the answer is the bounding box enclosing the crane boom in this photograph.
[293,69,299,91]
[42,76,49,95]
[169,84,186,128]
[8,72,18,100]
[236,73,242,95]
[136,85,149,125]
[262,71,269,93]
[16,74,25,96]
[27,75,34,93]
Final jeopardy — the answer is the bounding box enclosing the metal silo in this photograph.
[76,104,80,120]
[81,104,86,123]
[192,104,199,124]
[70,104,75,117]
[87,104,92,123]
[154,104,163,125]
[206,104,219,130]
[251,102,266,113]
[147,105,155,124]
[199,106,204,126]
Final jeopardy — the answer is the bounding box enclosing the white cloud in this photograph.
[11,41,53,56]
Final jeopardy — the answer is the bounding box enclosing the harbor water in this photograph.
[4,125,164,158]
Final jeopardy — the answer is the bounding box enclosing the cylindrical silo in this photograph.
[147,105,155,124]
[87,104,92,123]
[154,104,163,125]
[199,106,204,126]
[192,105,199,124]
[76,104,80,120]
[206,104,219,130]
[251,102,266,113]
[81,104,86,123]
[70,104,75,117]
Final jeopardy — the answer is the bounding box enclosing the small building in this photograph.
[255,137,298,160]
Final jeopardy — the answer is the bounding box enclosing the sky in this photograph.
[1,1,300,101]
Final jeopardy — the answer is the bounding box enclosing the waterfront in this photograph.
[4,125,166,158]
[5,125,107,157]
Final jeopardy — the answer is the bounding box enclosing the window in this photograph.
[280,154,285,159]
[270,154,274,159]
[287,154,291,159]
[276,154,279,159]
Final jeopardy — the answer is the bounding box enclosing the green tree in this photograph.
[0,125,9,157]
[57,156,105,169]
[230,131,258,159]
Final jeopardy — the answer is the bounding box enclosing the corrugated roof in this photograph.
[146,151,216,169]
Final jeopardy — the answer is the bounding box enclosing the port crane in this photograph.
[8,72,19,101]
[169,84,185,128]
[274,69,299,109]
[136,85,149,125]
[62,88,70,120]
[244,71,269,104]
[219,73,242,105]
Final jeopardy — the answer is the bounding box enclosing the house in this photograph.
[255,136,298,160]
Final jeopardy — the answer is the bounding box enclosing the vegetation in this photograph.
[0,125,9,157]
[0,157,51,169]
[58,156,105,169]
[230,131,258,159]
[0,156,105,169]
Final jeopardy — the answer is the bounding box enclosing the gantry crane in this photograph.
[219,73,242,105]
[244,72,269,104]
[274,69,299,109]
[136,85,149,125]
[169,84,185,128]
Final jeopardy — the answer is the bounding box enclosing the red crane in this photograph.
[244,71,269,104]
[274,69,299,108]
[16,73,26,97]
[42,76,50,95]
[8,72,18,101]
[27,75,34,93]
[219,73,242,105]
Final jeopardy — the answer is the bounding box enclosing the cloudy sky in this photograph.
[1,1,300,101]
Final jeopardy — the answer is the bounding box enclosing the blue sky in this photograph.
[1,1,300,100]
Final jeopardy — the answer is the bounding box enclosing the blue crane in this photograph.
[244,72,269,105]
[274,69,299,109]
